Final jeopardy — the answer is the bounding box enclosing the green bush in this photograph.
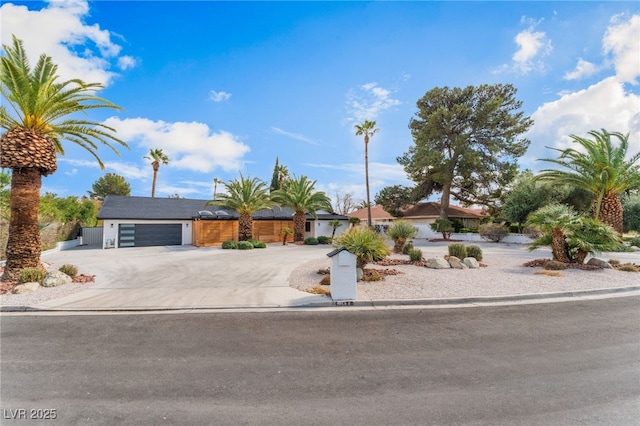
[19,268,45,283]
[387,220,418,253]
[58,264,78,277]
[402,241,414,255]
[630,237,640,248]
[479,223,509,242]
[408,248,423,262]
[237,241,254,250]
[246,239,260,246]
[221,240,237,249]
[431,218,453,239]
[466,245,483,262]
[317,236,332,244]
[616,263,638,272]
[253,241,267,248]
[304,237,319,245]
[448,243,467,259]
[333,227,391,269]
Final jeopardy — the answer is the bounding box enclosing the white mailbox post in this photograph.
[327,247,357,302]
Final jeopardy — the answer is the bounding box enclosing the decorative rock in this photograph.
[425,258,451,269]
[586,258,613,269]
[12,282,40,294]
[462,257,480,269]
[448,256,468,269]
[42,270,72,287]
[356,268,363,281]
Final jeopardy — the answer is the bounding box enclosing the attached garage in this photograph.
[118,223,183,248]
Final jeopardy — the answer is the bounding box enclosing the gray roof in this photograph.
[97,196,349,221]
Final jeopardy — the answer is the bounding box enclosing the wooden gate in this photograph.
[192,220,238,247]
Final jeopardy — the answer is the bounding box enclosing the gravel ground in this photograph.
[288,242,640,301]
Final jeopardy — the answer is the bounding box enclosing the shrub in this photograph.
[466,245,483,262]
[630,237,640,248]
[317,236,332,245]
[308,284,330,296]
[608,259,621,267]
[431,218,453,239]
[247,239,260,246]
[253,241,267,248]
[19,268,45,283]
[408,248,423,262]
[304,237,319,245]
[544,260,567,270]
[237,241,254,250]
[221,240,237,249]
[479,223,509,242]
[448,243,467,259]
[402,241,414,255]
[387,220,418,253]
[616,263,638,272]
[59,264,78,277]
[333,227,391,269]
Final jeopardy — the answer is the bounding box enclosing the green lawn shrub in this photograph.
[408,248,423,262]
[479,223,509,242]
[221,240,237,249]
[237,241,254,250]
[465,245,483,261]
[59,264,78,277]
[448,243,467,259]
[317,236,332,244]
[304,237,319,245]
[253,241,267,248]
[19,268,45,283]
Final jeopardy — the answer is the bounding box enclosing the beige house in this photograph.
[399,202,486,228]
[347,205,395,227]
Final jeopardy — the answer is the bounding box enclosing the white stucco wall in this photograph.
[314,219,350,239]
[102,219,192,248]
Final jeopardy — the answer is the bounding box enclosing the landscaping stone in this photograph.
[12,282,40,294]
[425,258,451,269]
[586,258,613,269]
[42,270,72,288]
[462,257,480,269]
[448,256,468,269]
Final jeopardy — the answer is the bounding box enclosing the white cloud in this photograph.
[0,0,133,86]
[564,58,599,81]
[60,158,148,180]
[209,90,232,102]
[102,117,251,173]
[271,127,319,145]
[345,82,401,123]
[511,26,552,74]
[603,14,640,84]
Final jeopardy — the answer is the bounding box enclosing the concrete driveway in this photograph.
[37,244,332,310]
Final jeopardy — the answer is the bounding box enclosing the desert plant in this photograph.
[304,237,319,245]
[616,263,638,272]
[387,220,417,253]
[629,237,640,248]
[19,267,45,283]
[237,241,254,250]
[253,241,267,248]
[308,284,331,295]
[282,227,292,245]
[317,236,332,244]
[544,260,567,270]
[431,218,453,240]
[608,259,621,267]
[402,240,414,255]
[478,223,509,242]
[221,240,237,249]
[448,243,467,259]
[466,245,483,262]
[333,227,391,269]
[408,248,423,262]
[319,275,331,286]
[58,264,78,277]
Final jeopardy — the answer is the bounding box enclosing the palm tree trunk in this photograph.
[597,193,623,234]
[293,211,306,242]
[238,213,252,241]
[551,228,569,263]
[365,137,372,228]
[2,168,44,281]
[151,162,159,198]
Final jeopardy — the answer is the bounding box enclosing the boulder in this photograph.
[425,258,451,269]
[586,258,613,269]
[42,270,72,288]
[12,282,40,294]
[462,257,480,269]
[448,256,468,269]
[356,268,364,281]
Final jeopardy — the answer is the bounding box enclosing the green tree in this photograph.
[271,175,332,243]
[0,36,127,281]
[622,193,640,233]
[354,119,378,228]
[207,174,273,241]
[374,185,417,217]
[88,173,131,200]
[399,84,533,219]
[387,220,417,253]
[144,148,169,198]
[536,129,640,234]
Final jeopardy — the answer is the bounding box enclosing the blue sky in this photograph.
[1,1,639,208]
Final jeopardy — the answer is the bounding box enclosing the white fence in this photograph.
[411,224,533,244]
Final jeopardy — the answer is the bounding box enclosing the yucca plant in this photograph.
[387,220,417,253]
[333,227,390,269]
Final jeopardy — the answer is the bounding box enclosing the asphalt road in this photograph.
[1,298,639,425]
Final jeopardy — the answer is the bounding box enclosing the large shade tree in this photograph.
[206,174,273,241]
[536,129,640,234]
[87,173,131,200]
[354,120,378,228]
[271,175,332,242]
[398,84,533,218]
[144,148,169,198]
[0,36,127,281]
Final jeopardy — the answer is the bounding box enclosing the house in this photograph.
[97,196,349,249]
[347,205,395,227]
[399,202,487,229]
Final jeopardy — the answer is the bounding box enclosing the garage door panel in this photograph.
[118,224,182,247]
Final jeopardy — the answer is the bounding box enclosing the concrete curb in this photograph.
[2,285,639,313]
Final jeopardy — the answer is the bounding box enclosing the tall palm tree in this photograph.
[213,177,221,200]
[144,148,169,198]
[206,174,272,241]
[354,120,378,228]
[537,129,640,233]
[271,175,332,243]
[0,36,127,281]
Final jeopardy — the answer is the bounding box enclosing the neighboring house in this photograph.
[399,202,487,229]
[97,196,349,249]
[347,205,395,227]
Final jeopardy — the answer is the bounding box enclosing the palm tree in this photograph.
[271,175,332,243]
[0,36,127,281]
[144,148,169,198]
[536,129,640,234]
[354,120,378,228]
[206,174,272,241]
[526,204,577,263]
[213,177,222,200]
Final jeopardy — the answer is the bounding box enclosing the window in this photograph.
[305,221,311,232]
